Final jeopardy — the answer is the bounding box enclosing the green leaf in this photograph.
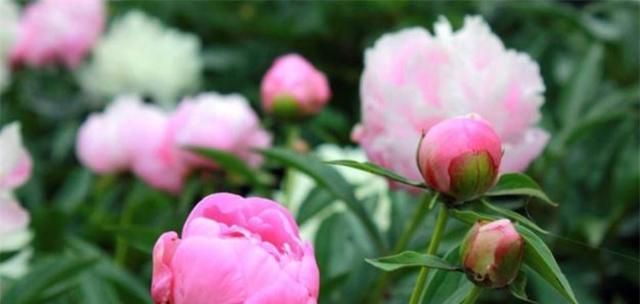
[186,146,272,187]
[448,209,497,225]
[481,199,550,235]
[510,271,538,304]
[365,251,460,272]
[326,159,429,190]
[422,246,470,304]
[517,225,579,304]
[560,43,604,128]
[259,148,386,252]
[2,255,99,304]
[486,173,557,207]
[296,187,335,225]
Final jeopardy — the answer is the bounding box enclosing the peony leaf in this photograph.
[187,146,273,187]
[2,255,99,304]
[296,187,335,225]
[365,251,460,272]
[326,159,429,190]
[486,173,557,207]
[517,226,579,304]
[421,246,470,304]
[509,271,538,304]
[259,148,386,252]
[481,199,550,235]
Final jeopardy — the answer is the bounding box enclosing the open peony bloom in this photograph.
[168,92,272,168]
[417,114,502,201]
[10,0,104,68]
[80,11,202,107]
[0,123,32,189]
[261,54,331,119]
[151,193,319,304]
[353,16,549,190]
[76,96,187,193]
[460,219,524,289]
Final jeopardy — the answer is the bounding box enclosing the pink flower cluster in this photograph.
[10,0,104,68]
[152,193,319,304]
[76,94,272,193]
[353,16,548,188]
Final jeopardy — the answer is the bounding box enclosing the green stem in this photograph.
[283,126,300,208]
[369,193,435,303]
[462,285,482,304]
[408,203,449,304]
[114,184,141,266]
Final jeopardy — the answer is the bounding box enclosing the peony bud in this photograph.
[260,54,330,119]
[417,114,502,201]
[460,219,524,289]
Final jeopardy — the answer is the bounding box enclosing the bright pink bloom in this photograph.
[0,123,32,190]
[460,219,524,288]
[10,0,104,68]
[353,16,548,189]
[151,193,319,304]
[168,93,272,168]
[261,54,330,117]
[417,114,502,200]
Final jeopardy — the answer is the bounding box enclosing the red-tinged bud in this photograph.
[460,219,524,288]
[417,114,502,201]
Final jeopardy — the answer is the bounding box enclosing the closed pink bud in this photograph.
[151,193,319,304]
[460,219,524,289]
[261,54,330,119]
[11,0,105,68]
[417,114,502,201]
[167,93,272,169]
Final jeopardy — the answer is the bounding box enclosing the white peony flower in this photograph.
[275,144,391,242]
[0,0,19,92]
[79,11,203,107]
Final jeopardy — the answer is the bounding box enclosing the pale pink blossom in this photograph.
[417,114,502,200]
[151,193,319,304]
[168,92,272,168]
[353,16,548,187]
[76,96,142,173]
[0,123,32,190]
[10,0,104,68]
[126,106,188,194]
[261,54,331,117]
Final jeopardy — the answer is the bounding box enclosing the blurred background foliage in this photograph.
[0,1,638,303]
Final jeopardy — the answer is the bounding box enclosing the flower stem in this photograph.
[462,285,482,304]
[282,126,301,208]
[408,203,449,304]
[369,193,435,303]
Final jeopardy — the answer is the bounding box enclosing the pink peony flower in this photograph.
[0,123,32,190]
[76,96,142,174]
[261,54,331,118]
[0,191,30,240]
[417,114,502,201]
[126,106,188,194]
[151,193,319,304]
[353,16,548,188]
[10,0,104,68]
[168,92,272,168]
[76,96,187,193]
[460,219,524,288]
